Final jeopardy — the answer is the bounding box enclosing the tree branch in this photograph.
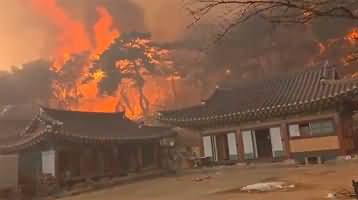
[185,0,358,40]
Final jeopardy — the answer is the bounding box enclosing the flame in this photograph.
[30,0,179,120]
[92,70,106,81]
[346,28,358,44]
[72,6,121,114]
[92,6,120,59]
[318,42,326,56]
[352,72,358,78]
[30,0,120,112]
[72,75,178,120]
[313,28,358,76]
[30,0,92,72]
[341,28,358,67]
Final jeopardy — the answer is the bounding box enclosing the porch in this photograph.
[200,112,356,164]
[202,126,285,164]
[18,141,168,197]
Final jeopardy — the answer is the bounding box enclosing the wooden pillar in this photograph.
[345,113,355,152]
[280,122,291,159]
[337,107,355,153]
[128,147,136,173]
[153,143,160,168]
[97,148,105,176]
[199,132,205,157]
[136,145,143,171]
[334,113,346,155]
[236,128,245,162]
[111,146,120,176]
[79,149,88,177]
[55,150,60,179]
[79,151,84,177]
[88,148,95,176]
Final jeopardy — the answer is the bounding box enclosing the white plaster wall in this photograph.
[42,150,56,176]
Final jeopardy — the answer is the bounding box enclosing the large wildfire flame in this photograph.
[30,0,180,120]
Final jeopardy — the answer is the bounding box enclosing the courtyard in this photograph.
[59,160,358,200]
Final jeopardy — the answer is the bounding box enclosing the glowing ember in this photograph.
[341,28,358,71]
[352,72,358,78]
[345,28,358,44]
[313,27,358,77]
[318,42,326,56]
[92,70,106,81]
[225,68,231,76]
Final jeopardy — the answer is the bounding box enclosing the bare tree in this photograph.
[185,0,358,41]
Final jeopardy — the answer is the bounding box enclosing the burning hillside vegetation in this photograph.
[26,0,207,120]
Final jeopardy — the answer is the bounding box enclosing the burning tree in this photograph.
[52,53,91,109]
[28,0,182,120]
[88,32,178,118]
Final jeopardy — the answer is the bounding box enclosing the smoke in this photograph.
[56,0,194,42]
[131,0,192,41]
[197,16,358,84]
[0,1,55,69]
[0,60,53,105]
[57,0,146,33]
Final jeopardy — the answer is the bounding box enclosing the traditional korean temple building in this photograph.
[0,105,175,196]
[158,66,358,164]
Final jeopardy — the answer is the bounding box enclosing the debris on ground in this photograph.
[215,171,223,176]
[326,188,355,199]
[193,175,211,182]
[240,181,295,192]
[345,155,352,160]
[327,192,336,199]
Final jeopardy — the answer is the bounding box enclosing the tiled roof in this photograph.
[0,104,39,138]
[158,66,358,127]
[0,107,175,154]
[41,107,175,141]
[0,104,38,120]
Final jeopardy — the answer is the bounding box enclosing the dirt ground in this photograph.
[60,161,358,200]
